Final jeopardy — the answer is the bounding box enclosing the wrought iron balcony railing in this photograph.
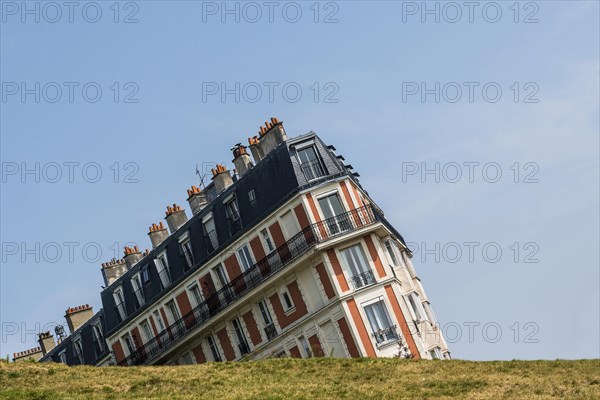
[264,323,278,341]
[300,159,327,181]
[372,325,399,346]
[349,269,376,289]
[118,204,376,366]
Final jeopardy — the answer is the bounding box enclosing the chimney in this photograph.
[148,221,169,248]
[187,185,208,215]
[231,143,254,177]
[124,245,143,269]
[165,203,188,233]
[248,135,265,162]
[101,258,127,286]
[65,304,94,334]
[211,164,234,194]
[38,331,56,356]
[249,117,287,159]
[12,347,43,362]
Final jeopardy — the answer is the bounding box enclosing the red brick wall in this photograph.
[294,204,310,228]
[112,341,125,363]
[268,281,308,329]
[192,345,206,364]
[339,181,356,209]
[308,334,325,357]
[326,249,350,292]
[176,291,195,328]
[224,254,245,294]
[364,235,387,278]
[199,273,216,298]
[337,317,360,357]
[217,328,236,361]
[315,262,336,299]
[249,236,266,260]
[242,310,262,346]
[289,346,301,358]
[268,221,285,247]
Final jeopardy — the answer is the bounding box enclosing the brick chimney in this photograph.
[247,117,286,161]
[187,185,208,215]
[13,347,43,362]
[38,331,56,356]
[211,164,234,194]
[65,304,94,334]
[101,258,127,286]
[164,203,188,234]
[248,135,265,162]
[124,245,143,269]
[148,222,169,248]
[232,143,254,177]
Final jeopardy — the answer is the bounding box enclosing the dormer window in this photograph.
[224,195,241,234]
[296,143,326,181]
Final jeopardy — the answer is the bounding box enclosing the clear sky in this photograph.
[1,1,598,361]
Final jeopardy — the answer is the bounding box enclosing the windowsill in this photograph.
[283,306,296,316]
[375,339,399,349]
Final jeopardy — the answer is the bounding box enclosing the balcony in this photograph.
[349,269,376,290]
[264,323,278,341]
[118,205,377,366]
[372,325,399,346]
[300,159,327,181]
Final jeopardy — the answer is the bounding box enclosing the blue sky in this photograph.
[1,1,598,361]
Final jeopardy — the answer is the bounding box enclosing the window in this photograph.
[260,228,275,253]
[113,287,126,322]
[153,310,166,333]
[207,334,221,362]
[212,264,228,289]
[140,320,153,343]
[423,302,437,324]
[180,238,194,271]
[92,323,105,355]
[429,347,443,359]
[166,301,181,324]
[188,284,204,307]
[258,299,277,340]
[318,193,347,235]
[131,273,145,309]
[232,318,250,356]
[407,292,428,322]
[225,196,240,220]
[203,216,219,252]
[298,335,311,358]
[248,189,256,205]
[121,333,136,356]
[155,254,171,289]
[364,299,398,346]
[280,210,300,239]
[73,337,84,363]
[384,240,399,266]
[141,265,150,284]
[297,145,326,180]
[280,288,294,311]
[237,244,254,272]
[58,350,67,364]
[224,195,241,234]
[340,244,375,289]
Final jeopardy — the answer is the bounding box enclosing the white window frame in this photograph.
[140,319,154,343]
[406,292,428,322]
[260,228,275,253]
[207,334,222,362]
[113,287,126,321]
[131,273,145,308]
[92,322,105,354]
[298,335,311,358]
[121,332,136,357]
[237,243,254,272]
[153,310,166,333]
[165,300,181,325]
[180,236,194,270]
[212,263,229,289]
[155,252,171,289]
[188,283,204,308]
[73,336,84,363]
[279,286,294,312]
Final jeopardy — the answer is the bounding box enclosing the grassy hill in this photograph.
[1,358,598,399]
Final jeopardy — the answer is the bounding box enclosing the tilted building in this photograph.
[28,118,449,365]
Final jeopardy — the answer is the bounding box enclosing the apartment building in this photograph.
[27,118,449,365]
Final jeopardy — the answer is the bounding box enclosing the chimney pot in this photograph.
[164,203,189,234]
[64,305,94,335]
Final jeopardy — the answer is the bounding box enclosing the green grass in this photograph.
[1,358,598,399]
